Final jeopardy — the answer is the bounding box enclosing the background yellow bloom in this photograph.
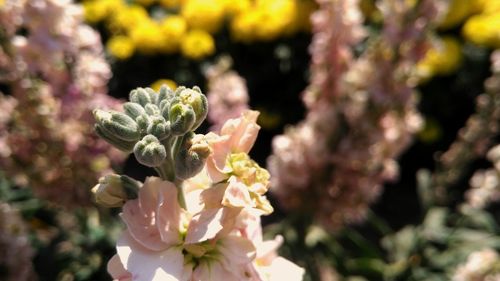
[159,15,188,53]
[181,0,225,33]
[106,36,135,60]
[180,30,215,60]
[150,79,178,92]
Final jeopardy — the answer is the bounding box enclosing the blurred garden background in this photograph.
[1,0,500,280]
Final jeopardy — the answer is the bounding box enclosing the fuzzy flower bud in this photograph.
[123,102,146,120]
[169,103,196,136]
[94,110,141,142]
[171,86,208,130]
[175,133,211,180]
[129,88,152,107]
[133,135,167,167]
[91,174,140,208]
[147,116,171,140]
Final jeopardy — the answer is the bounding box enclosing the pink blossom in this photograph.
[108,176,303,281]
[206,110,261,183]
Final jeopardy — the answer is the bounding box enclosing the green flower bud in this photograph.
[91,174,140,208]
[169,103,196,136]
[130,88,152,107]
[133,135,167,167]
[145,104,160,116]
[172,87,208,130]
[95,125,136,152]
[160,100,170,120]
[136,113,151,135]
[94,110,140,142]
[123,102,146,120]
[175,133,211,180]
[145,87,158,105]
[157,84,175,104]
[147,116,171,140]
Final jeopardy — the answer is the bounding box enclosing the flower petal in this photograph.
[266,257,305,281]
[156,181,183,246]
[107,254,132,281]
[121,177,168,251]
[185,208,225,244]
[117,231,190,281]
[191,259,243,281]
[221,110,260,154]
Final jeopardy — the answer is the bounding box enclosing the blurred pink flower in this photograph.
[206,59,250,132]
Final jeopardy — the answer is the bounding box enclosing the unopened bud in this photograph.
[172,87,208,130]
[129,88,152,107]
[175,133,211,180]
[169,103,196,136]
[95,125,136,152]
[91,174,140,207]
[94,110,140,142]
[123,102,146,120]
[157,84,175,103]
[145,104,161,116]
[147,116,171,140]
[134,135,167,167]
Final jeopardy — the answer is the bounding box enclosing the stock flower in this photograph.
[452,249,500,281]
[180,30,215,60]
[108,177,302,281]
[205,59,249,131]
[106,35,135,60]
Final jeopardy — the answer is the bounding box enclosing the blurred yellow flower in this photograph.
[230,9,259,42]
[231,0,297,42]
[462,13,500,48]
[180,30,215,60]
[416,37,462,81]
[107,36,135,60]
[290,0,317,33]
[86,0,124,23]
[150,79,178,92]
[159,0,183,8]
[474,0,500,13]
[159,15,188,53]
[222,0,251,16]
[439,0,474,30]
[181,0,226,33]
[133,0,156,6]
[130,19,165,54]
[108,5,149,34]
[83,0,111,23]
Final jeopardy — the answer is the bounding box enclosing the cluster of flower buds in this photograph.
[92,85,303,280]
[452,249,500,281]
[94,85,210,181]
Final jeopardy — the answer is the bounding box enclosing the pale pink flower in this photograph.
[205,59,250,132]
[206,110,261,183]
[108,177,266,281]
[108,179,304,281]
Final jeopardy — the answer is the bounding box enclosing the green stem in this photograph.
[155,136,188,210]
[175,178,187,210]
